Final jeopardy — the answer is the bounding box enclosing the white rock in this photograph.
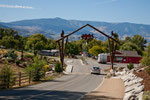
[137,92,143,100]
[66,65,73,73]
[123,92,137,100]
[125,83,141,93]
[133,85,144,94]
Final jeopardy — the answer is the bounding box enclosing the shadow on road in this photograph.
[0,89,86,100]
[91,73,107,76]
[81,94,122,100]
[81,91,122,100]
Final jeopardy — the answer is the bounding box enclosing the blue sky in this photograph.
[0,0,150,25]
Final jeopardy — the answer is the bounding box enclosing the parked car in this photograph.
[90,66,101,74]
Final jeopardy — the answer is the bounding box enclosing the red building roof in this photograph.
[110,50,141,57]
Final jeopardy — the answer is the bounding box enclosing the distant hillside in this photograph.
[0,22,9,28]
[1,17,150,41]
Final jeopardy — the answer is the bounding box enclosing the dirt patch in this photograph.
[133,68,150,91]
[0,63,25,73]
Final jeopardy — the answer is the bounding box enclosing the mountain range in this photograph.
[0,17,150,42]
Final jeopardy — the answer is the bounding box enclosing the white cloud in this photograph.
[96,0,118,5]
[0,4,34,9]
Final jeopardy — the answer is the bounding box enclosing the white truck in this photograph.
[98,53,107,64]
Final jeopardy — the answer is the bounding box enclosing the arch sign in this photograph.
[56,24,119,70]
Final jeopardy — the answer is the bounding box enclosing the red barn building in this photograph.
[107,50,142,64]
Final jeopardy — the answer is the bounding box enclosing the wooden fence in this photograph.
[0,72,31,89]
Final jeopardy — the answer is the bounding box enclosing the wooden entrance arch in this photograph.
[56,24,119,70]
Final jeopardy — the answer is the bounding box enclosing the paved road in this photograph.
[0,58,108,100]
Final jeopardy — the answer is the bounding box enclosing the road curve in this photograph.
[0,58,106,100]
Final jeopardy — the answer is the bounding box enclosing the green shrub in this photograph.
[140,43,150,67]
[7,57,13,62]
[81,57,85,62]
[4,50,18,60]
[55,61,62,73]
[0,62,15,89]
[127,63,134,70]
[143,91,150,100]
[43,56,48,60]
[15,59,20,66]
[26,56,46,81]
[24,54,34,59]
[106,73,111,78]
[140,56,150,66]
[48,58,56,64]
[43,65,50,72]
[145,67,150,75]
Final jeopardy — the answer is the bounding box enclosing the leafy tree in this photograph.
[66,42,80,55]
[25,33,47,56]
[45,39,57,50]
[131,35,147,50]
[140,43,150,66]
[125,36,131,42]
[73,40,84,52]
[103,40,110,53]
[1,36,17,49]
[87,39,103,50]
[14,36,27,59]
[0,28,5,39]
[0,28,26,52]
[89,45,104,56]
[123,35,147,51]
[0,28,18,39]
[120,42,142,55]
[82,42,88,52]
[112,33,120,50]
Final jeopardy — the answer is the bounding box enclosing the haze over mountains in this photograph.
[0,17,150,41]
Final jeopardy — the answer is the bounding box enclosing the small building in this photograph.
[50,49,59,56]
[107,50,142,64]
[38,49,59,56]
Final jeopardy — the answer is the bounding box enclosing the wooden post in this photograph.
[55,25,120,71]
[64,37,68,57]
[58,41,62,60]
[7,75,9,88]
[58,41,63,71]
[19,72,21,87]
[111,40,114,70]
[108,38,112,69]
[29,71,31,84]
[21,40,24,60]
[111,31,118,70]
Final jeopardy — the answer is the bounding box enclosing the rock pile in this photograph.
[116,69,144,100]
